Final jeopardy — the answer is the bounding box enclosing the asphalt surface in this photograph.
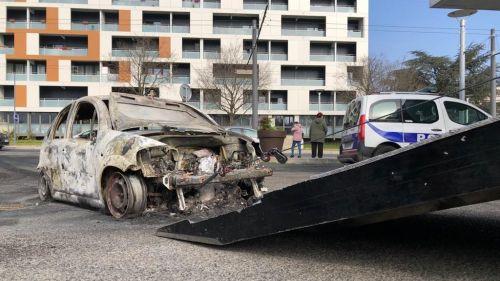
[1,148,500,281]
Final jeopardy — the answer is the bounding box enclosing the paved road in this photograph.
[1,148,499,281]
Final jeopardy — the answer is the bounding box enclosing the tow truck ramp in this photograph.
[157,118,500,245]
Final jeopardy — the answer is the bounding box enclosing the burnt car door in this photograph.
[59,100,103,199]
[41,105,71,191]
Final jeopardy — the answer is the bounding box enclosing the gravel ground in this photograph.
[1,148,499,281]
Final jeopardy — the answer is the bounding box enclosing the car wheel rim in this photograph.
[106,172,130,218]
[38,176,49,199]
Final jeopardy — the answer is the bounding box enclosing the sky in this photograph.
[369,0,500,62]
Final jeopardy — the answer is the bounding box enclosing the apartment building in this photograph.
[0,0,368,137]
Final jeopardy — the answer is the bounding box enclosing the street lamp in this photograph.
[448,9,477,101]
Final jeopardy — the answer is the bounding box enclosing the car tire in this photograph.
[373,144,398,157]
[38,172,53,201]
[104,171,147,219]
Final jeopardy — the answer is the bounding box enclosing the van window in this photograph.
[444,101,487,125]
[370,100,402,122]
[343,100,361,129]
[402,100,439,124]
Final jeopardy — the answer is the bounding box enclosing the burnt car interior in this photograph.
[71,102,99,141]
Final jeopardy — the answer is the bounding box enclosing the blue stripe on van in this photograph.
[367,123,435,143]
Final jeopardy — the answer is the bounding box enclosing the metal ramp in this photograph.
[157,118,500,245]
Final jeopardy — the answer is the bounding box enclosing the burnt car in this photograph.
[38,92,272,218]
[0,131,8,149]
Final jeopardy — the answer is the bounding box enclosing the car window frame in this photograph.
[48,104,72,140]
[444,101,488,125]
[402,99,440,124]
[369,99,403,123]
[67,100,102,141]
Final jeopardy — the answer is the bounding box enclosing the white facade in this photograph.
[0,0,368,135]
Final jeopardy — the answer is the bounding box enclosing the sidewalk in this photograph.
[270,150,340,164]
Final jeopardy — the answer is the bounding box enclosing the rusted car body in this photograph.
[37,92,271,218]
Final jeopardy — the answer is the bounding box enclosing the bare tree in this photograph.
[196,44,271,125]
[118,37,173,96]
[348,56,395,95]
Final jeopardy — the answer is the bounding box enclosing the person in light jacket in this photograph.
[290,121,303,158]
[309,112,328,158]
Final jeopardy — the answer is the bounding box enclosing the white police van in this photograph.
[338,93,491,163]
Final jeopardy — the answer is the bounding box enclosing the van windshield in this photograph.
[344,100,361,129]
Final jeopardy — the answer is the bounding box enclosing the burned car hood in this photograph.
[109,92,221,133]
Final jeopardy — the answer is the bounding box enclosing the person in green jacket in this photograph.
[309,112,328,158]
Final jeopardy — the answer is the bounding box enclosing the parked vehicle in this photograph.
[338,93,491,163]
[0,132,8,149]
[38,93,271,218]
[226,127,260,143]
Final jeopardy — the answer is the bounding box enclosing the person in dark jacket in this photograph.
[309,112,328,158]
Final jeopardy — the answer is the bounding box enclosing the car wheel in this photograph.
[105,171,147,219]
[373,145,398,157]
[38,172,52,201]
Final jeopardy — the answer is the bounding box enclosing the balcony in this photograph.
[0,99,14,107]
[7,20,27,29]
[348,30,363,37]
[213,15,257,35]
[337,43,357,62]
[243,0,268,10]
[30,74,47,81]
[112,0,159,6]
[39,98,76,107]
[309,103,334,111]
[143,23,170,33]
[281,66,325,86]
[72,22,100,31]
[39,0,88,3]
[39,47,88,56]
[310,0,335,12]
[172,75,190,84]
[29,21,46,29]
[310,42,335,61]
[203,51,221,59]
[183,51,200,59]
[6,73,27,81]
[337,0,356,12]
[282,17,326,37]
[172,24,190,33]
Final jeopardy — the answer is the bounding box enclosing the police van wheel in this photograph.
[374,145,398,157]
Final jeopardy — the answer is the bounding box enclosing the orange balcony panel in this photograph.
[159,37,171,58]
[119,61,131,82]
[15,85,27,108]
[119,10,131,32]
[13,32,27,56]
[47,59,59,82]
[46,7,59,32]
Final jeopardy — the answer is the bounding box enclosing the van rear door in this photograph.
[341,100,362,152]
[401,99,445,143]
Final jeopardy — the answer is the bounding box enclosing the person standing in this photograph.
[309,112,327,158]
[290,121,303,158]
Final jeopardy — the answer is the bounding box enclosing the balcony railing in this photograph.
[204,0,220,8]
[102,23,119,31]
[310,4,335,12]
[243,52,270,61]
[39,47,88,56]
[310,54,335,61]
[39,0,88,3]
[213,26,253,35]
[335,103,349,111]
[182,51,200,59]
[281,78,325,86]
[0,47,14,55]
[172,75,190,84]
[145,75,170,83]
[111,49,159,57]
[40,98,76,107]
[0,99,14,107]
[186,101,200,109]
[204,103,220,110]
[143,24,170,33]
[271,53,288,61]
[105,74,119,82]
[71,74,100,82]
[7,21,27,29]
[112,0,159,6]
[30,73,47,81]
[337,5,356,12]
[182,0,200,8]
[348,30,363,37]
[337,54,356,62]
[6,73,27,81]
[72,22,100,31]
[172,25,190,33]
[309,103,334,111]
[203,51,221,59]
[271,3,288,10]
[282,28,325,37]
[243,2,267,10]
[29,21,46,29]
[270,103,287,110]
